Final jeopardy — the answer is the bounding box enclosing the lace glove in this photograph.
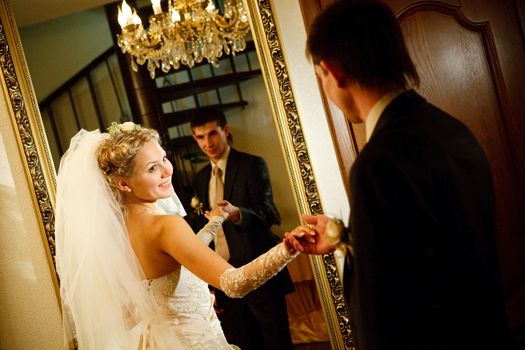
[196,216,225,245]
[220,243,299,298]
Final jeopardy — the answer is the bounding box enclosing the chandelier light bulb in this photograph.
[131,10,142,25]
[151,0,162,15]
[171,9,181,22]
[118,0,133,27]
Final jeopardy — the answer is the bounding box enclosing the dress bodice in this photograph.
[148,266,211,318]
[147,266,235,349]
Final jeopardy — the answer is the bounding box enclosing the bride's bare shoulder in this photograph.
[156,213,187,224]
[156,214,193,236]
[128,212,187,235]
[154,215,197,255]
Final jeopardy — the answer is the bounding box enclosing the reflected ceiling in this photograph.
[12,0,114,27]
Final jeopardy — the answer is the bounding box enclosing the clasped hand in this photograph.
[283,214,338,255]
[205,200,241,223]
[204,205,229,220]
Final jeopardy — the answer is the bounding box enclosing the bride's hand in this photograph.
[283,225,317,255]
[204,206,229,220]
[284,216,338,255]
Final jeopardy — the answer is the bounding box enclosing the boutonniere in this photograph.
[325,217,353,254]
[191,196,204,215]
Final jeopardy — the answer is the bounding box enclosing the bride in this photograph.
[55,123,318,349]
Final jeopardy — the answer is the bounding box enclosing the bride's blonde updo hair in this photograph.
[96,122,160,209]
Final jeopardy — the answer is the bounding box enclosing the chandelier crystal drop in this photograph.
[117,0,251,79]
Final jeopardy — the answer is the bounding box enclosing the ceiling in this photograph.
[11,0,117,27]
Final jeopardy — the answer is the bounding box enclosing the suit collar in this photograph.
[369,90,426,140]
[210,145,231,178]
[224,148,240,200]
[365,90,404,141]
[196,148,239,206]
[196,163,212,208]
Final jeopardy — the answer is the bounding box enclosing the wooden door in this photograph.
[299,0,525,344]
[391,2,525,342]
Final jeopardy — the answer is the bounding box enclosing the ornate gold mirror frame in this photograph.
[0,0,58,288]
[0,0,352,347]
[246,1,352,348]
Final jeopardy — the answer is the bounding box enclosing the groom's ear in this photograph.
[320,60,346,88]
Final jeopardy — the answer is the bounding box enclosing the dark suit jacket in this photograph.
[346,91,511,349]
[191,148,294,303]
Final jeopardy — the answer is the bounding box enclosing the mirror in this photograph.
[2,0,352,348]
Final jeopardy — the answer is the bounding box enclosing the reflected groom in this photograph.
[188,107,294,350]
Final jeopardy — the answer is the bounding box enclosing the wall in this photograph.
[0,90,63,348]
[229,76,301,236]
[18,6,113,102]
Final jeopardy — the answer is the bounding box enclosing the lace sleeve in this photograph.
[219,243,299,298]
[196,216,224,245]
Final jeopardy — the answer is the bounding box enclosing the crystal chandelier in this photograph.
[117,0,250,78]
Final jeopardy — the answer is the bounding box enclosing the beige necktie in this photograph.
[213,166,230,260]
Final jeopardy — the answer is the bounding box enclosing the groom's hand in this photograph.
[283,225,316,254]
[217,200,241,223]
[284,215,336,255]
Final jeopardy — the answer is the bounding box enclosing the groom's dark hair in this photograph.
[190,107,233,144]
[306,0,419,91]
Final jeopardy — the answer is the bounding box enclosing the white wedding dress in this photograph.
[146,203,236,349]
[147,266,234,349]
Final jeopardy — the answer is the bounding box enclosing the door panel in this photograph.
[393,1,525,337]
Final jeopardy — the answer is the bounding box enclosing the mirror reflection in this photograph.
[14,1,332,348]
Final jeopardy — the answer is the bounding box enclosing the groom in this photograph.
[296,1,513,350]
[188,107,294,350]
